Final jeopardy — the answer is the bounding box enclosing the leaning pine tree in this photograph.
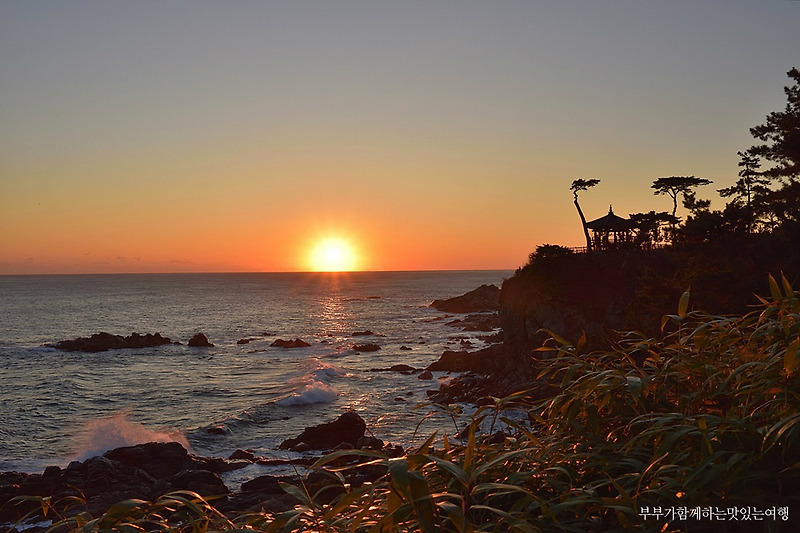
[570,178,600,253]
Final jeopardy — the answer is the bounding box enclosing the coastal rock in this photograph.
[418,370,434,380]
[236,338,252,345]
[352,330,375,336]
[229,449,256,462]
[271,338,311,348]
[279,411,367,451]
[431,284,500,313]
[188,333,214,347]
[353,343,380,352]
[426,344,504,374]
[400,345,412,350]
[48,332,177,353]
[0,442,233,523]
[445,313,502,331]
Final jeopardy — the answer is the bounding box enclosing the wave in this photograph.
[276,380,337,406]
[72,411,190,461]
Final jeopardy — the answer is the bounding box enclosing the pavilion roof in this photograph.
[586,206,631,230]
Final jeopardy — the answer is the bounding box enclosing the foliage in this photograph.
[651,176,713,220]
[528,244,574,265]
[15,280,800,533]
[748,67,800,182]
[627,211,676,249]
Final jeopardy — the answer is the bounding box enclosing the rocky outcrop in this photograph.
[279,412,367,451]
[48,332,178,352]
[188,333,214,347]
[426,344,505,374]
[353,343,380,352]
[271,338,311,348]
[0,442,234,523]
[431,284,500,313]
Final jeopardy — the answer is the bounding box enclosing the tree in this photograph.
[570,179,600,252]
[628,211,677,249]
[718,151,770,232]
[748,67,800,182]
[651,176,713,219]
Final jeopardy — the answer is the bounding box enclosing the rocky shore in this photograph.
[3,282,521,527]
[0,412,401,526]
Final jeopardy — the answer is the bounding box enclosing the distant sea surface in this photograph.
[0,271,510,475]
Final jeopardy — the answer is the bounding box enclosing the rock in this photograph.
[353,343,380,352]
[352,330,375,336]
[170,469,228,495]
[237,338,252,345]
[389,364,415,372]
[400,345,412,350]
[271,338,311,348]
[356,436,384,450]
[446,313,502,331]
[241,474,283,494]
[207,425,227,435]
[418,370,434,380]
[188,333,214,347]
[0,442,239,523]
[47,332,177,352]
[431,284,500,313]
[426,344,505,374]
[229,449,256,462]
[279,412,367,451]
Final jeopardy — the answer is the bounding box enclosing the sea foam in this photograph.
[276,380,337,406]
[72,411,190,461]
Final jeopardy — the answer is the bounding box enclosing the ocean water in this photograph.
[0,271,510,474]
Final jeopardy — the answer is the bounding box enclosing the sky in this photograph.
[1,1,798,274]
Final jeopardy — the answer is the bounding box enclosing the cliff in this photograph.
[498,229,800,378]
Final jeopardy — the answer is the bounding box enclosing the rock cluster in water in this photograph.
[47,332,179,352]
[0,413,404,525]
[270,338,311,348]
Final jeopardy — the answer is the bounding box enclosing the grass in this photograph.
[6,275,800,532]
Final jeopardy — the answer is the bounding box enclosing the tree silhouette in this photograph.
[570,179,600,252]
[651,176,712,219]
[718,151,770,233]
[748,67,800,182]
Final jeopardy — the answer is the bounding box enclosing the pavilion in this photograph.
[585,206,632,251]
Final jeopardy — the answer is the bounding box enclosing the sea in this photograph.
[0,271,511,481]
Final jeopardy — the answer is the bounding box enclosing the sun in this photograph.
[309,238,358,272]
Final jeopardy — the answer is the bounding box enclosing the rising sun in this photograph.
[309,238,358,272]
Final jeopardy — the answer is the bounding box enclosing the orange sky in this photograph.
[1,2,798,274]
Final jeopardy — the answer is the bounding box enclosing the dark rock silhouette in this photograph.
[353,343,380,352]
[431,284,500,313]
[0,442,233,522]
[418,370,434,380]
[271,338,311,348]
[279,411,367,451]
[236,338,252,345]
[48,332,177,352]
[188,333,214,347]
[352,330,375,336]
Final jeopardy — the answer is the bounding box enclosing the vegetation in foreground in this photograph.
[8,276,799,532]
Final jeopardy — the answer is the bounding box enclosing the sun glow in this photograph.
[309,238,358,272]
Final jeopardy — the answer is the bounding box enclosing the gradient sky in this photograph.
[1,1,798,274]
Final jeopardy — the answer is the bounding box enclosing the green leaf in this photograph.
[769,274,782,300]
[678,289,690,318]
[785,338,800,376]
[781,272,794,296]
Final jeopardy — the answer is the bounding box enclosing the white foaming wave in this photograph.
[72,411,190,461]
[276,380,337,406]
